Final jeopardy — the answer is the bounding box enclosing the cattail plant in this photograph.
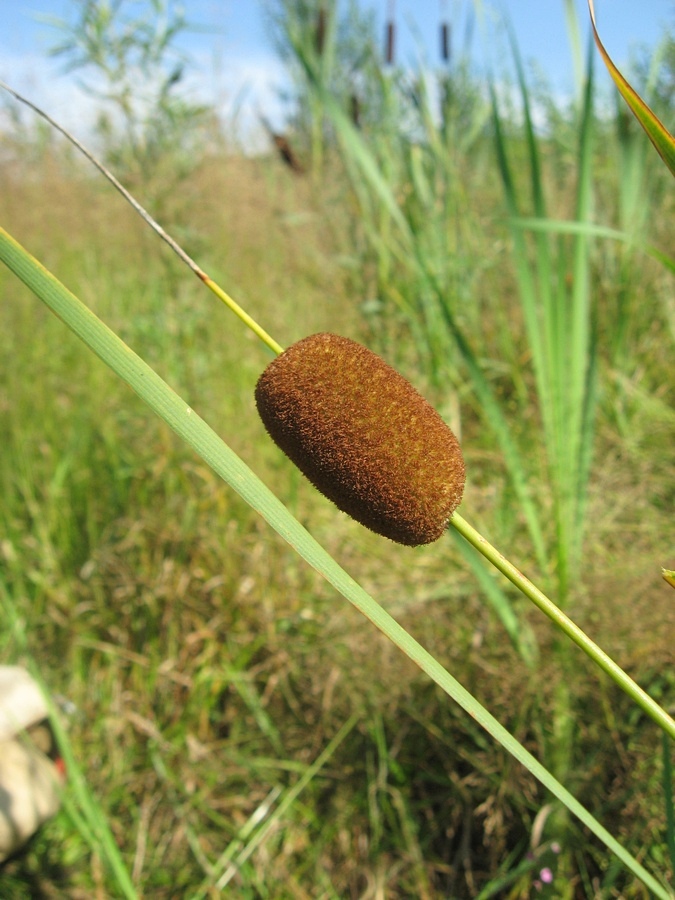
[385,0,396,65]
[440,21,451,64]
[440,1,451,67]
[255,333,465,545]
[1,0,674,891]
[0,66,673,897]
[316,2,327,56]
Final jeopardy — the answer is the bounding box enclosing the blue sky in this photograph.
[0,1,672,148]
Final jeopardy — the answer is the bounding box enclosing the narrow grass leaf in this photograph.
[564,0,586,99]
[512,216,675,273]
[589,0,675,176]
[664,734,675,876]
[433,273,549,572]
[567,40,597,574]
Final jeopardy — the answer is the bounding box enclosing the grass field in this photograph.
[1,46,674,898]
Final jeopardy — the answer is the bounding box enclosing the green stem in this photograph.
[450,511,675,741]
[203,277,283,356]
[0,81,283,360]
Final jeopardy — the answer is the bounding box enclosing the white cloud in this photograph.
[188,50,295,151]
[1,51,95,133]
[1,45,295,155]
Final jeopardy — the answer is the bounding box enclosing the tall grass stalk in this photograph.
[491,18,597,604]
[0,223,672,898]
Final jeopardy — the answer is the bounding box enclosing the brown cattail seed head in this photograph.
[255,333,466,546]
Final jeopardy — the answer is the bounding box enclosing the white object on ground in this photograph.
[0,666,65,862]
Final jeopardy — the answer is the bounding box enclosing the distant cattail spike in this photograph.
[258,114,305,174]
[255,333,465,546]
[441,22,451,63]
[316,5,326,56]
[271,133,304,174]
[385,21,395,65]
[350,92,361,128]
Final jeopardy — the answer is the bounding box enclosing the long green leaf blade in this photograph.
[589,0,675,176]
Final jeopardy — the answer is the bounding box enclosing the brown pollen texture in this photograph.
[254,333,466,546]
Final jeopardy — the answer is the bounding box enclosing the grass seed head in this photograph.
[255,333,466,546]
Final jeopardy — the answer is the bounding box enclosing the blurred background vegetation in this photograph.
[0,0,674,896]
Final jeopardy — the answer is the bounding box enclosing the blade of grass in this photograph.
[191,785,283,890]
[664,734,675,877]
[0,226,672,898]
[490,23,599,599]
[566,36,597,580]
[588,0,675,177]
[512,216,675,273]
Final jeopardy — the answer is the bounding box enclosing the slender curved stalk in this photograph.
[0,80,283,358]
[202,276,283,355]
[450,512,675,741]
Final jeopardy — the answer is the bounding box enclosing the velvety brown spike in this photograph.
[255,333,466,546]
